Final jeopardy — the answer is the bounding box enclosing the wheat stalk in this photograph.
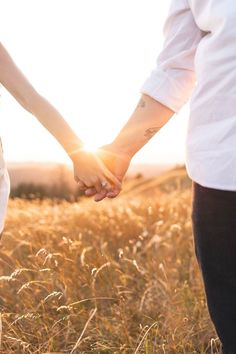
[69,307,97,353]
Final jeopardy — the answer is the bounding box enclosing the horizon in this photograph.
[6,159,185,191]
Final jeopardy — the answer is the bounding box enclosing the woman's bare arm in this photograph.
[0,42,121,192]
[0,42,84,160]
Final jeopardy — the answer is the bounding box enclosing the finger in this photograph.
[103,168,122,189]
[96,177,118,200]
[82,179,95,189]
[92,177,102,194]
[74,175,80,183]
[94,188,108,202]
[100,180,113,192]
[95,157,122,189]
[106,189,121,198]
[85,177,103,194]
[77,180,87,191]
[85,187,97,196]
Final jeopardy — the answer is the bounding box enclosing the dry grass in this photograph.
[0,168,221,353]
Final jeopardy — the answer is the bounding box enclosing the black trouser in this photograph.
[191,181,236,354]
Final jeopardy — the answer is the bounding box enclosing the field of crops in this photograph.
[0,167,221,353]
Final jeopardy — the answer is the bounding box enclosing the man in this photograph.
[78,0,236,353]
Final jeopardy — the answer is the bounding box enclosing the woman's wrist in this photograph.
[68,144,86,164]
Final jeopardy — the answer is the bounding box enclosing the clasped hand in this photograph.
[72,144,131,202]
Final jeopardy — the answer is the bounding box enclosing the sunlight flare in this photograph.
[83,142,99,153]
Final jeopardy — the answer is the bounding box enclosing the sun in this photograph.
[83,142,99,153]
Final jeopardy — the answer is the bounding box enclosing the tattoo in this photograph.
[137,98,146,109]
[144,127,160,139]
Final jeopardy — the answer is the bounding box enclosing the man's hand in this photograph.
[83,144,131,201]
[73,148,121,194]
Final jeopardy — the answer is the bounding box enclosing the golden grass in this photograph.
[0,168,221,353]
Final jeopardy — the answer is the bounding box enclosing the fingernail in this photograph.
[107,193,115,198]
[94,196,101,201]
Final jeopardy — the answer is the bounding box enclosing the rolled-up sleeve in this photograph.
[140,0,207,113]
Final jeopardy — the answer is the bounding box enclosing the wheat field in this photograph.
[0,167,221,353]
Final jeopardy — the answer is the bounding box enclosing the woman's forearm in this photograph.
[111,94,175,158]
[27,93,84,161]
[0,42,83,162]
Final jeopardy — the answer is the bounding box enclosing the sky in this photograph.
[0,0,190,167]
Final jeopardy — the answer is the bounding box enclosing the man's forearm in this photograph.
[112,94,175,158]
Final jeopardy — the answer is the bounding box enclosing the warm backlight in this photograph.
[83,142,99,153]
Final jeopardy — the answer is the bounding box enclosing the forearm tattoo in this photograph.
[136,98,161,141]
[137,98,146,109]
[144,127,160,139]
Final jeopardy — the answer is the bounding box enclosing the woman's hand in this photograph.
[82,144,132,201]
[72,149,122,195]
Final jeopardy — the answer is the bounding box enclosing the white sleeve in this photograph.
[140,0,207,113]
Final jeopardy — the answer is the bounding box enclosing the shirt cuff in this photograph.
[140,68,192,114]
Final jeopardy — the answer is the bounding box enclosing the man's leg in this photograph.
[191,181,236,354]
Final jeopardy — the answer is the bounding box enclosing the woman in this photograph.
[80,0,236,352]
[0,42,121,236]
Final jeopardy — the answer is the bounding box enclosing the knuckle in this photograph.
[85,180,94,188]
[92,176,100,184]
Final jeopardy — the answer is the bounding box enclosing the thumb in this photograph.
[106,174,123,198]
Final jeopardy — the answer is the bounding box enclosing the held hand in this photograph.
[83,144,132,201]
[72,149,121,194]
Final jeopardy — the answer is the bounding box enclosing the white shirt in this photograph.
[140,0,236,191]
